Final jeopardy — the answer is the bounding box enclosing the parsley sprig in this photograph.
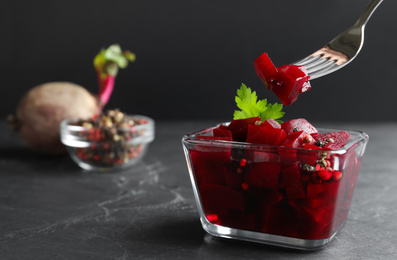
[233,84,284,123]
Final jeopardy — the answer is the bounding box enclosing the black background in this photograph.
[1,0,395,123]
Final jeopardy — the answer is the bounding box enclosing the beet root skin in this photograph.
[11,82,98,154]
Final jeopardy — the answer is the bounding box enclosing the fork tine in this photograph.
[294,55,321,66]
[304,57,333,70]
[308,63,340,80]
[291,0,383,80]
[306,59,337,74]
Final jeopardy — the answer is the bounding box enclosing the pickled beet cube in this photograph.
[290,200,335,235]
[281,118,318,135]
[278,130,308,165]
[246,125,287,146]
[222,167,243,190]
[323,142,343,150]
[272,65,311,106]
[306,181,340,200]
[213,127,233,138]
[190,150,227,186]
[314,131,351,148]
[303,143,323,150]
[262,118,282,129]
[195,136,232,163]
[226,117,261,142]
[298,149,320,165]
[261,205,300,237]
[254,52,278,90]
[281,164,306,199]
[199,184,245,211]
[246,150,280,163]
[244,161,282,189]
[280,130,306,148]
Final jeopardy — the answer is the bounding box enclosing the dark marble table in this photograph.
[1,120,397,259]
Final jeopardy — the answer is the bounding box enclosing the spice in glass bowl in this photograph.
[61,109,154,171]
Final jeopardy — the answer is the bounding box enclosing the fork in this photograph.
[293,0,383,80]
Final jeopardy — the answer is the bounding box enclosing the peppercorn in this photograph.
[326,138,335,143]
[315,140,326,147]
[71,109,148,168]
[303,134,314,143]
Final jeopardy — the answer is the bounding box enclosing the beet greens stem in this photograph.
[94,44,135,109]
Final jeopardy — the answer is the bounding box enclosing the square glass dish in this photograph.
[60,115,154,171]
[182,123,368,250]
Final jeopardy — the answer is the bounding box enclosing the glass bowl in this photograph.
[182,123,368,250]
[60,115,154,171]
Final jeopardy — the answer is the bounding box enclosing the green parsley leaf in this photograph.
[233,83,284,122]
[260,103,285,123]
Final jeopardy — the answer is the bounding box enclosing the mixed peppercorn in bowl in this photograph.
[60,109,154,171]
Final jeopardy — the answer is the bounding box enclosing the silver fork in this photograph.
[293,0,383,80]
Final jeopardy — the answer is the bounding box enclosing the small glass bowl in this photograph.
[60,115,154,171]
[182,123,368,250]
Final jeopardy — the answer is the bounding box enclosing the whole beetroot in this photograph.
[7,44,135,154]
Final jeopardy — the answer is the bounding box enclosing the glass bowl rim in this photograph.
[60,114,155,148]
[182,122,368,155]
[61,114,154,132]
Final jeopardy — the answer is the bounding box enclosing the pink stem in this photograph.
[98,75,115,108]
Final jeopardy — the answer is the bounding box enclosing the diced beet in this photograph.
[190,150,227,186]
[294,198,324,209]
[246,125,287,146]
[297,149,319,165]
[262,118,281,129]
[314,131,351,148]
[277,147,298,166]
[199,184,245,211]
[190,136,232,186]
[222,166,243,190]
[281,130,306,148]
[306,181,340,200]
[226,117,261,142]
[271,65,311,106]
[254,52,278,90]
[195,136,232,163]
[303,143,323,150]
[216,124,229,131]
[281,164,306,199]
[261,205,300,237]
[246,150,280,163]
[289,200,335,237]
[281,118,318,135]
[323,142,343,150]
[244,161,282,189]
[265,190,284,205]
[213,127,233,138]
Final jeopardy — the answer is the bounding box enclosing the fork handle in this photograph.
[354,0,383,28]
